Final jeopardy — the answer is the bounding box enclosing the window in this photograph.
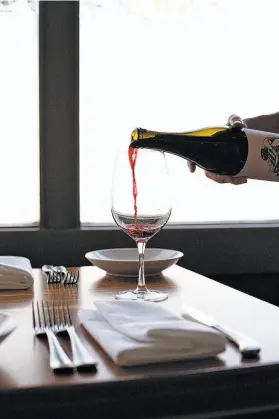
[80,0,279,224]
[0,0,279,277]
[0,0,39,226]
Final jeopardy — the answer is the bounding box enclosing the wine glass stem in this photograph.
[136,241,148,293]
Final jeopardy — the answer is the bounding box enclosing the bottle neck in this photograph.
[131,126,228,141]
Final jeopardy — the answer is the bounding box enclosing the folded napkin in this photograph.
[78,300,226,367]
[0,256,34,290]
[0,312,16,344]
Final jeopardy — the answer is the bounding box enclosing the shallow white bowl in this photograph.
[85,248,184,277]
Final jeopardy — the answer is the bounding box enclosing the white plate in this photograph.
[0,312,16,345]
[85,248,183,277]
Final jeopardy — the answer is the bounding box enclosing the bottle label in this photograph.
[237,128,279,181]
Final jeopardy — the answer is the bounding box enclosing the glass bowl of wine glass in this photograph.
[111,147,172,302]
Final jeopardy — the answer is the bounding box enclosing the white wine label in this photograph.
[237,128,279,181]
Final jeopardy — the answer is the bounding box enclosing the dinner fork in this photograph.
[52,301,97,370]
[32,301,74,372]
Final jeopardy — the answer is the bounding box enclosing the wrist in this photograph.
[243,112,279,133]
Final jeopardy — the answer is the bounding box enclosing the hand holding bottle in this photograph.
[187,114,248,185]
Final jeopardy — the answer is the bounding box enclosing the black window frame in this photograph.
[1,0,279,277]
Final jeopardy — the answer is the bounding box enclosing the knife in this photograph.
[183,306,261,358]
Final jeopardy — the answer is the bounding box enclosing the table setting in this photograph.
[1,262,279,418]
[0,260,236,373]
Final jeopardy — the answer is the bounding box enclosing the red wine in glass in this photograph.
[112,212,170,243]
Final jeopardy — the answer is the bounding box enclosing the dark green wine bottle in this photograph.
[130,126,279,181]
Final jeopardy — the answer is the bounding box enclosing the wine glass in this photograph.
[111,148,172,302]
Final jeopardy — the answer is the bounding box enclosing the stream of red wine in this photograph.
[128,146,138,220]
[128,147,152,242]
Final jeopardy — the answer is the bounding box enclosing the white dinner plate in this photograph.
[85,248,183,277]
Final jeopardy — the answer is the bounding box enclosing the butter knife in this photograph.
[183,306,261,358]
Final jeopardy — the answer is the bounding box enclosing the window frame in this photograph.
[1,0,279,277]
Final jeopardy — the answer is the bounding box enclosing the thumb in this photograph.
[227,114,247,129]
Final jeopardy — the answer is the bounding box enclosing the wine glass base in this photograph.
[115,289,168,302]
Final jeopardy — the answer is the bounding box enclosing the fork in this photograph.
[63,271,79,285]
[42,265,67,283]
[32,301,74,372]
[47,270,79,285]
[52,301,97,370]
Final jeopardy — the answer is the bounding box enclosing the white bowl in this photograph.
[85,248,183,277]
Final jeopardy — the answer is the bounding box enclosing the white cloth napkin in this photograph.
[0,312,16,344]
[78,300,226,367]
[0,256,34,290]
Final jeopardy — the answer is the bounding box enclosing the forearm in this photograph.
[244,112,279,133]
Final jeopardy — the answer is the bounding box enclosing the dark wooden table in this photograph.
[1,265,279,418]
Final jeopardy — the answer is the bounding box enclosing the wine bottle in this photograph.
[129,126,279,182]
